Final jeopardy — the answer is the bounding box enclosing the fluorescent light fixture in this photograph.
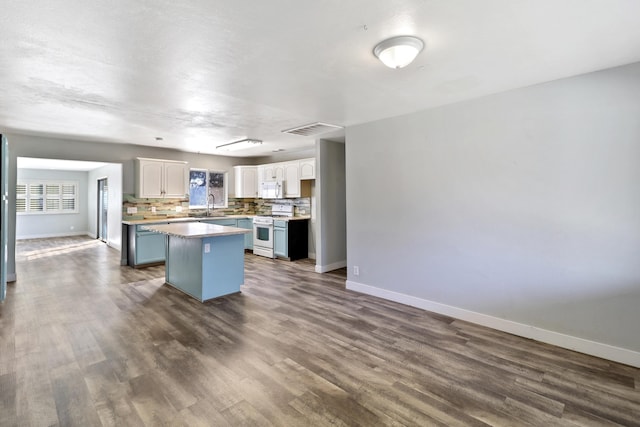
[373,36,424,69]
[216,138,263,151]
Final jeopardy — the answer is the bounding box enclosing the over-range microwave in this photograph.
[260,181,283,199]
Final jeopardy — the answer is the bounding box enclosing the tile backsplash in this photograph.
[255,197,311,216]
[122,194,311,221]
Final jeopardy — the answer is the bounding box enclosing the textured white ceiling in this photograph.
[2,1,640,157]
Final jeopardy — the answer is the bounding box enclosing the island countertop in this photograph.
[143,222,250,239]
[122,214,256,225]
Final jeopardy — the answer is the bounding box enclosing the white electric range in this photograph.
[252,204,293,258]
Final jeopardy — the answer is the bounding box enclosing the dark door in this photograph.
[97,178,108,242]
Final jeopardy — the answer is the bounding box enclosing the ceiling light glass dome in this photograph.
[373,36,425,69]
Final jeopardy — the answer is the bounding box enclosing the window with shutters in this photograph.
[16,180,79,214]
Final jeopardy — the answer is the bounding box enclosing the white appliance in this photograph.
[253,216,274,258]
[252,204,294,258]
[260,181,283,199]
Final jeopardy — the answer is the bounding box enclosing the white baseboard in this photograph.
[83,233,122,252]
[17,231,90,240]
[346,280,640,368]
[315,260,347,273]
[308,252,316,260]
[107,242,122,252]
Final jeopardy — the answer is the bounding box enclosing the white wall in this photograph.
[16,168,89,239]
[88,163,123,250]
[315,139,346,273]
[346,62,640,367]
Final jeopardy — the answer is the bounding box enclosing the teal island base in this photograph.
[165,232,246,302]
[141,222,250,302]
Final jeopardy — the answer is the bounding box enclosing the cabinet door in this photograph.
[273,164,284,182]
[164,162,188,198]
[257,165,266,183]
[262,163,284,183]
[273,226,287,257]
[138,160,164,198]
[235,166,258,198]
[237,218,253,249]
[299,158,315,179]
[136,231,166,264]
[262,164,276,182]
[284,161,300,198]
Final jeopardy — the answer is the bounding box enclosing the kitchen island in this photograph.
[143,222,250,302]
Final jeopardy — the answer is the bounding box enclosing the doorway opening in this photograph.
[97,178,108,242]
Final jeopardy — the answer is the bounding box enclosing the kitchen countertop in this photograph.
[122,214,256,225]
[274,216,310,221]
[142,222,250,239]
[123,214,310,225]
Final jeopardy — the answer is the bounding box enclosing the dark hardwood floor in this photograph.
[1,236,639,426]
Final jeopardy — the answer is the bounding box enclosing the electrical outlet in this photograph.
[151,206,156,213]
[127,207,137,214]
[353,266,359,276]
[204,243,210,253]
[175,206,183,213]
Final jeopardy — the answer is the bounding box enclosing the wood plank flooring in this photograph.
[1,236,639,426]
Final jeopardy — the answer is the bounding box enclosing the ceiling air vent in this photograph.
[282,122,343,137]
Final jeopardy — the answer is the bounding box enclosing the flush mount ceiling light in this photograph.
[373,35,424,69]
[216,138,263,151]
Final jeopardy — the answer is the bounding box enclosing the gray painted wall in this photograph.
[253,147,315,165]
[88,163,123,249]
[16,168,89,239]
[316,139,346,271]
[346,62,640,354]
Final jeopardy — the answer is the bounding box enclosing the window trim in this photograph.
[17,179,79,215]
[208,170,228,209]
[188,169,228,209]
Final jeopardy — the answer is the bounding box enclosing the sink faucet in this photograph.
[207,193,215,216]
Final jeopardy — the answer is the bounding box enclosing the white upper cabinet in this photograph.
[256,157,315,198]
[261,163,284,183]
[234,165,258,198]
[138,160,163,198]
[163,161,189,198]
[136,158,188,199]
[299,158,315,180]
[283,161,300,198]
